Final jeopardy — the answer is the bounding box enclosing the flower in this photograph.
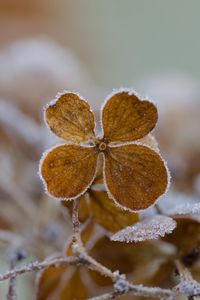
[39,89,169,211]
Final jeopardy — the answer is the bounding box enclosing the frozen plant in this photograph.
[0,89,200,300]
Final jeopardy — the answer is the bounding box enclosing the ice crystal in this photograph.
[111,215,176,242]
[178,280,200,297]
[114,277,129,293]
[158,192,200,214]
[167,202,200,216]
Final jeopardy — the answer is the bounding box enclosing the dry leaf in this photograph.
[36,222,98,300]
[89,190,139,233]
[36,223,170,299]
[36,262,68,300]
[111,216,176,242]
[45,92,95,143]
[40,89,169,211]
[40,145,98,199]
[36,265,89,300]
[90,236,169,285]
[131,262,175,300]
[104,144,169,210]
[102,90,158,143]
[164,217,200,261]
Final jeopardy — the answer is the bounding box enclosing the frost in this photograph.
[178,280,200,297]
[158,192,200,214]
[114,277,129,293]
[167,202,200,216]
[111,215,176,242]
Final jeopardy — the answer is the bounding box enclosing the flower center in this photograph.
[95,138,108,152]
[98,142,107,151]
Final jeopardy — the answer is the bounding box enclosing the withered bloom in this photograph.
[39,89,169,211]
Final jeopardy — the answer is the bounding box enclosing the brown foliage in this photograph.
[40,90,169,211]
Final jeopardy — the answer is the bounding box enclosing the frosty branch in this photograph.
[1,201,200,299]
[0,201,176,300]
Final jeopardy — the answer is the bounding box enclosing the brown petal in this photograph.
[89,190,139,233]
[102,90,158,143]
[163,217,200,265]
[104,144,169,211]
[36,266,89,300]
[141,262,175,294]
[40,145,98,199]
[90,236,168,285]
[45,92,95,142]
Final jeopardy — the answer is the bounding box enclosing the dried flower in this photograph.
[39,89,169,211]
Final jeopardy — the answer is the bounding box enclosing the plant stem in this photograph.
[71,199,175,300]
[7,259,17,300]
[0,256,77,282]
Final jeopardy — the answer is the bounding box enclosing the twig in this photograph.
[71,199,115,280]
[88,283,175,300]
[0,256,77,282]
[88,280,174,300]
[72,200,82,244]
[175,260,193,281]
[0,204,194,300]
[155,203,164,215]
[174,260,200,299]
[0,254,175,300]
[6,246,27,300]
[71,199,175,300]
[7,259,17,300]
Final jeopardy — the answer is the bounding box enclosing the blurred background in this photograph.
[0,0,200,299]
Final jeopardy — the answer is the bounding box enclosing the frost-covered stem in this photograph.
[0,253,175,300]
[0,254,175,299]
[88,284,174,300]
[126,284,174,299]
[71,199,115,280]
[155,203,163,215]
[0,256,77,282]
[71,200,175,299]
[72,200,82,245]
[175,260,193,281]
[7,259,17,300]
[174,260,200,299]
[78,249,116,280]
